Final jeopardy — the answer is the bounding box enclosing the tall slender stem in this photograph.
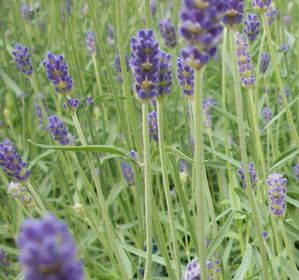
[144,0,151,28]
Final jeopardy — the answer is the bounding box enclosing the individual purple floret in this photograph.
[47,115,73,145]
[244,13,260,42]
[85,96,93,107]
[177,57,194,97]
[235,33,255,88]
[12,44,33,76]
[85,31,97,56]
[260,52,270,74]
[266,6,279,25]
[261,106,272,125]
[203,98,215,129]
[238,162,258,188]
[115,54,130,83]
[148,111,158,142]
[34,93,49,128]
[130,29,160,100]
[279,44,290,53]
[262,231,268,239]
[159,19,177,48]
[43,52,73,94]
[157,50,172,98]
[222,0,245,26]
[0,140,30,182]
[129,150,138,161]
[251,0,272,12]
[267,173,287,217]
[0,249,11,268]
[182,259,200,280]
[278,87,290,105]
[293,163,299,181]
[17,214,84,280]
[121,163,135,187]
[67,98,80,111]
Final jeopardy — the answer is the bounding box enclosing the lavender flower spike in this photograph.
[157,50,172,98]
[17,214,84,280]
[267,173,287,217]
[222,0,245,26]
[121,163,135,187]
[0,140,30,182]
[85,31,97,56]
[130,29,160,100]
[177,57,194,97]
[148,111,158,142]
[244,13,260,42]
[12,44,33,76]
[238,162,258,188]
[251,0,272,12]
[159,19,177,48]
[43,52,73,94]
[293,163,299,181]
[182,259,200,280]
[203,98,215,129]
[266,6,279,25]
[261,106,272,125]
[48,115,73,145]
[260,52,270,74]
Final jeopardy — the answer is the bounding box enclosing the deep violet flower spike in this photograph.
[260,52,270,74]
[235,33,255,88]
[266,173,287,217]
[251,0,272,12]
[121,163,135,187]
[17,214,84,280]
[293,163,299,181]
[0,140,30,182]
[177,57,194,97]
[148,111,158,142]
[266,6,279,25]
[159,19,177,48]
[238,162,258,188]
[115,54,130,83]
[244,13,260,42]
[182,259,200,280]
[12,44,33,76]
[222,0,245,26]
[47,115,73,145]
[157,50,172,98]
[34,93,49,128]
[85,31,97,56]
[43,52,73,94]
[130,29,160,100]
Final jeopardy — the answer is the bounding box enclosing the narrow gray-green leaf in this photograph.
[233,245,252,280]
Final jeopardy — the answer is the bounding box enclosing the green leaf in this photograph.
[270,147,298,172]
[286,196,299,208]
[28,150,56,169]
[280,257,299,280]
[0,68,24,98]
[232,244,252,280]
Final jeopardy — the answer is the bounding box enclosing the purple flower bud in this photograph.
[267,173,287,217]
[266,6,279,25]
[43,52,73,94]
[121,163,135,187]
[129,150,138,161]
[115,54,130,83]
[150,0,156,16]
[159,19,177,48]
[7,182,33,206]
[182,259,200,280]
[207,258,221,278]
[0,140,30,182]
[157,50,172,98]
[262,231,268,239]
[20,3,34,21]
[148,111,158,142]
[12,44,33,76]
[179,160,188,173]
[244,13,260,42]
[238,162,258,188]
[222,0,245,26]
[47,115,73,145]
[235,33,255,88]
[261,106,272,125]
[0,249,11,268]
[34,93,49,128]
[251,0,272,12]
[279,44,290,53]
[85,96,93,107]
[177,57,194,97]
[106,24,115,45]
[17,214,84,280]
[293,163,299,181]
[85,31,97,56]
[67,98,80,111]
[130,29,160,100]
[203,98,215,129]
[260,52,270,74]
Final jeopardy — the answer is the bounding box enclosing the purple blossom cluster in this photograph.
[244,13,260,42]
[238,162,258,188]
[43,52,73,94]
[159,19,177,48]
[12,44,33,75]
[85,31,97,56]
[17,214,84,280]
[251,0,272,12]
[66,98,80,111]
[260,52,270,74]
[47,115,73,145]
[157,51,172,98]
[7,182,33,206]
[261,106,272,125]
[177,57,194,97]
[266,6,279,25]
[267,173,287,217]
[0,140,30,182]
[222,0,245,26]
[121,163,135,187]
[148,110,158,142]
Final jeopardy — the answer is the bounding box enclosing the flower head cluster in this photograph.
[157,51,172,98]
[17,214,84,280]
[180,0,228,69]
[279,44,290,53]
[121,163,135,187]
[159,19,177,48]
[267,173,287,217]
[7,182,33,206]
[0,140,30,182]
[266,6,279,25]
[244,13,260,42]
[207,258,221,279]
[85,96,93,107]
[66,98,80,111]
[203,98,215,129]
[222,0,245,26]
[293,163,299,181]
[251,0,272,12]
[260,52,270,74]
[261,106,272,125]
[43,52,73,94]
[115,54,130,83]
[235,33,255,88]
[238,162,258,188]
[182,259,200,280]
[34,93,49,128]
[85,31,97,56]
[0,249,11,268]
[12,44,33,76]
[47,115,73,145]
[150,0,156,16]
[149,111,158,142]
[130,30,160,100]
[177,57,194,97]
[20,3,34,21]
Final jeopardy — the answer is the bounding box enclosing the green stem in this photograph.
[144,0,151,28]
[27,182,47,214]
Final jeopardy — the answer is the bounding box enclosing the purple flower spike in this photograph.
[0,140,30,182]
[85,96,93,107]
[12,44,33,76]
[267,173,287,217]
[266,6,279,25]
[251,0,272,12]
[181,46,210,71]
[150,0,156,16]
[20,3,34,21]
[182,259,200,280]
[244,13,260,42]
[159,19,177,48]
[34,93,49,128]
[85,31,97,56]
[47,115,73,145]
[43,52,73,94]
[293,163,299,181]
[115,54,130,83]
[222,0,245,26]
[260,52,270,74]
[177,57,194,97]
[261,106,272,125]
[148,111,158,142]
[17,214,84,280]
[238,162,258,188]
[235,33,255,88]
[203,98,215,129]
[157,50,172,98]
[207,258,221,279]
[121,163,135,187]
[130,29,160,101]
